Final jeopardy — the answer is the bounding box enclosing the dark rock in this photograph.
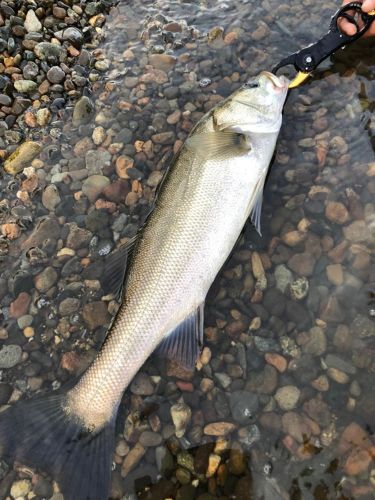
[229,390,259,424]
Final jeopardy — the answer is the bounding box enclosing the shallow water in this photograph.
[0,0,374,498]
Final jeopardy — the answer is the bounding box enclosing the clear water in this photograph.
[0,0,374,498]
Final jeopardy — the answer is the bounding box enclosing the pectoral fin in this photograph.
[249,177,266,236]
[100,239,135,300]
[186,131,250,159]
[155,303,204,369]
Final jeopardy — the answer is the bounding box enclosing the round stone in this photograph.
[275,385,301,411]
[47,66,65,83]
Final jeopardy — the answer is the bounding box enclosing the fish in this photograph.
[0,70,289,499]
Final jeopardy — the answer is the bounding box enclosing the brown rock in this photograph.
[326,263,344,286]
[338,422,372,454]
[1,223,20,240]
[204,422,236,436]
[251,21,270,40]
[325,201,349,224]
[327,240,349,263]
[151,131,175,145]
[344,447,372,476]
[224,31,238,44]
[121,443,145,477]
[149,54,176,72]
[320,296,343,323]
[282,412,311,443]
[9,292,31,318]
[139,68,168,85]
[66,223,92,249]
[60,351,91,374]
[115,155,134,178]
[167,360,194,380]
[303,397,331,427]
[281,230,307,247]
[103,179,130,203]
[82,301,110,330]
[23,217,60,250]
[259,412,282,432]
[228,442,246,475]
[264,353,287,373]
[287,252,315,277]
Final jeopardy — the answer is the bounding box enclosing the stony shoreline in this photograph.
[0,0,374,499]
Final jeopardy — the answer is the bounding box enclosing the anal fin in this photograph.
[155,303,204,369]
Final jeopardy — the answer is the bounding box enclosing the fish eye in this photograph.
[244,81,259,89]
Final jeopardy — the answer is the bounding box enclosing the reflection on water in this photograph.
[0,0,374,498]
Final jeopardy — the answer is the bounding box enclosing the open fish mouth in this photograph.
[260,71,288,89]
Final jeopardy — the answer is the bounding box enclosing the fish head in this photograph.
[213,71,289,134]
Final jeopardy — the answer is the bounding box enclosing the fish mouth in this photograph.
[260,71,289,90]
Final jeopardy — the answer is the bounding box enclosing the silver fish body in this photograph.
[0,71,289,500]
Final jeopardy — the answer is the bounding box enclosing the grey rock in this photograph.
[62,27,84,48]
[23,61,39,79]
[302,327,326,356]
[130,372,154,395]
[59,297,81,316]
[42,184,61,211]
[17,315,33,329]
[274,264,293,293]
[324,354,356,374]
[82,175,110,202]
[139,431,162,447]
[229,390,259,424]
[72,96,94,127]
[214,372,231,389]
[34,42,66,62]
[0,345,22,368]
[47,66,65,84]
[66,223,92,249]
[0,94,11,106]
[85,150,111,175]
[155,446,174,474]
[351,314,375,338]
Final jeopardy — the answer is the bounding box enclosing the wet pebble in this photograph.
[0,344,22,369]
[170,402,191,438]
[229,390,259,424]
[274,385,301,411]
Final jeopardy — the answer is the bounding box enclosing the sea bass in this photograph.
[0,71,288,499]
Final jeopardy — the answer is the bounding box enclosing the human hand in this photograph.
[340,0,375,37]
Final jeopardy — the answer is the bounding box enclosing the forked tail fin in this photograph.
[0,393,116,499]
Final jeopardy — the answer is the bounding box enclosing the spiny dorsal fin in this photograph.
[155,303,204,369]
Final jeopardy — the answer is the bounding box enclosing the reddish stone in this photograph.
[344,447,372,476]
[9,292,31,318]
[176,381,194,392]
[102,179,130,203]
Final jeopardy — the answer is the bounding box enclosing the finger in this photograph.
[338,16,358,35]
[362,0,375,13]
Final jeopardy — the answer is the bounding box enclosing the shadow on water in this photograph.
[0,0,374,498]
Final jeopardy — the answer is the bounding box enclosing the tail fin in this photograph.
[0,393,116,500]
